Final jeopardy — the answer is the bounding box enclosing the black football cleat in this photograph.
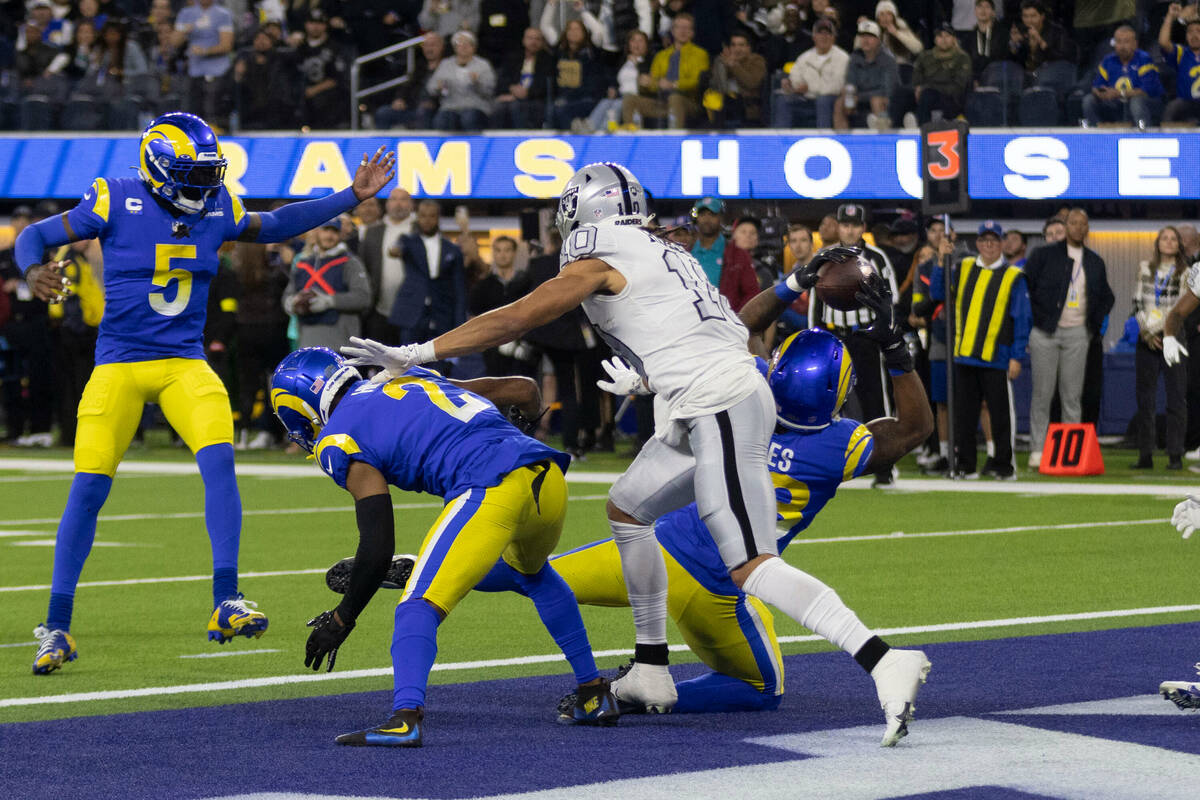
[557,678,620,726]
[326,554,416,594]
[336,709,423,747]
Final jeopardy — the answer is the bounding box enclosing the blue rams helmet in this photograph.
[138,111,227,215]
[768,329,855,430]
[270,348,361,452]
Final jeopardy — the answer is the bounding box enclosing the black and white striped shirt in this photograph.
[809,240,899,330]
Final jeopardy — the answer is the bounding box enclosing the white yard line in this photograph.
[0,641,36,649]
[4,604,1198,708]
[0,517,1173,593]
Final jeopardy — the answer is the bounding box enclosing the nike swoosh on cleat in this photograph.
[377,724,410,734]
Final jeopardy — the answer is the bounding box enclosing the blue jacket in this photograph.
[1093,50,1162,97]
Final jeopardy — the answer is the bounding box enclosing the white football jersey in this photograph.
[561,222,760,419]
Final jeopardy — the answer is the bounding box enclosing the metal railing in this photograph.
[349,35,426,131]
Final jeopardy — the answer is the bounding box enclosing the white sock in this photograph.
[609,520,668,645]
[742,557,873,655]
[986,440,995,457]
[939,441,949,458]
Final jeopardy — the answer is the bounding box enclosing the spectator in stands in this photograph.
[731,216,773,288]
[72,0,106,33]
[1007,0,1073,72]
[15,0,67,102]
[763,3,813,74]
[551,19,606,130]
[1160,7,1200,123]
[469,235,537,377]
[707,29,767,127]
[1073,0,1136,75]
[134,0,174,51]
[231,241,292,449]
[817,212,838,247]
[418,0,479,39]
[584,27,650,132]
[174,0,234,129]
[895,23,971,126]
[233,27,296,130]
[342,0,418,83]
[493,27,554,129]
[772,17,847,128]
[1130,225,1189,470]
[1003,229,1027,266]
[427,30,494,130]
[360,188,413,344]
[0,203,54,446]
[621,12,707,127]
[1024,208,1114,468]
[388,200,468,376]
[282,217,371,350]
[47,19,98,82]
[689,196,759,312]
[150,18,188,107]
[871,1,923,67]
[963,0,1007,78]
[1083,24,1162,128]
[294,10,349,129]
[540,0,607,49]
[1042,216,1065,244]
[881,213,921,297]
[375,31,443,130]
[477,0,530,69]
[837,18,898,129]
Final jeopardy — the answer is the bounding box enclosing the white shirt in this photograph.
[423,233,442,280]
[1060,243,1087,328]
[561,223,760,420]
[376,215,413,316]
[787,45,849,98]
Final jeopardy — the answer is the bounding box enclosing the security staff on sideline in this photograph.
[932,221,1031,479]
[807,203,899,487]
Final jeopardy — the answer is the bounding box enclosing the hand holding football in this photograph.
[815,254,871,311]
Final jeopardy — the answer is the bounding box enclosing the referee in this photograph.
[808,203,900,487]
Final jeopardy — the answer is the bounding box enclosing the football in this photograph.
[815,253,870,311]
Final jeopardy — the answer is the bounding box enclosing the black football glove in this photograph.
[305,609,355,672]
[785,245,863,292]
[855,271,914,374]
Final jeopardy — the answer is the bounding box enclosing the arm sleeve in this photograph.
[244,185,358,243]
[333,493,395,624]
[1141,63,1163,97]
[15,181,108,273]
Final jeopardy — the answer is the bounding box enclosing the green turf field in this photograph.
[2,444,1199,724]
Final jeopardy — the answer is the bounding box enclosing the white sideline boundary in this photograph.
[4,604,1200,708]
[0,517,1171,593]
[0,456,1193,496]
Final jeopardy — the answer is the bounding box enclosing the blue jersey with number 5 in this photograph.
[313,368,571,499]
[60,176,253,364]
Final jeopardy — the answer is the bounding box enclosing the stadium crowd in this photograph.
[5,190,1200,478]
[8,0,1200,131]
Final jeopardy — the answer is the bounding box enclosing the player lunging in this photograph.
[330,265,935,745]
[271,348,618,746]
[15,111,395,674]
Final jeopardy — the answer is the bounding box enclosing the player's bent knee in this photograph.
[605,498,644,525]
[730,553,776,589]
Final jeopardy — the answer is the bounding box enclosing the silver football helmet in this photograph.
[555,162,650,240]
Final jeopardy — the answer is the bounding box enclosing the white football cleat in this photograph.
[1161,662,1200,711]
[871,648,932,746]
[610,660,677,714]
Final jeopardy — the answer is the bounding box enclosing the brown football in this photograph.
[815,254,870,312]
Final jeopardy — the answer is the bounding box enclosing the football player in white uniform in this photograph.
[342,163,927,721]
[1158,263,1200,708]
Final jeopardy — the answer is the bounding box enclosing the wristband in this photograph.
[773,280,802,304]
[415,340,438,364]
[881,339,914,374]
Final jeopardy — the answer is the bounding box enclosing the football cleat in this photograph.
[871,648,932,747]
[556,678,620,726]
[336,709,423,747]
[32,624,77,675]
[325,554,417,594]
[1161,663,1200,711]
[610,659,677,714]
[207,594,269,643]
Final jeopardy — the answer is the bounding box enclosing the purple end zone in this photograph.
[4,623,1200,799]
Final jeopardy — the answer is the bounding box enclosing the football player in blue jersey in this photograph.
[15,111,395,675]
[328,255,937,745]
[270,348,618,746]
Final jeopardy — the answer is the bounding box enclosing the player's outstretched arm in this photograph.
[739,246,862,335]
[239,146,396,243]
[450,375,541,419]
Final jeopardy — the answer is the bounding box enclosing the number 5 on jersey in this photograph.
[151,243,195,317]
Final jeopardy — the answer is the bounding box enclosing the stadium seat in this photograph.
[1034,60,1078,101]
[106,98,141,130]
[981,61,1025,124]
[965,88,1004,127]
[1019,87,1061,126]
[61,97,106,131]
[19,95,56,131]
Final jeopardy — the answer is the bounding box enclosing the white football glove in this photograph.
[1163,335,1189,367]
[1172,495,1200,540]
[340,337,434,380]
[596,357,649,396]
